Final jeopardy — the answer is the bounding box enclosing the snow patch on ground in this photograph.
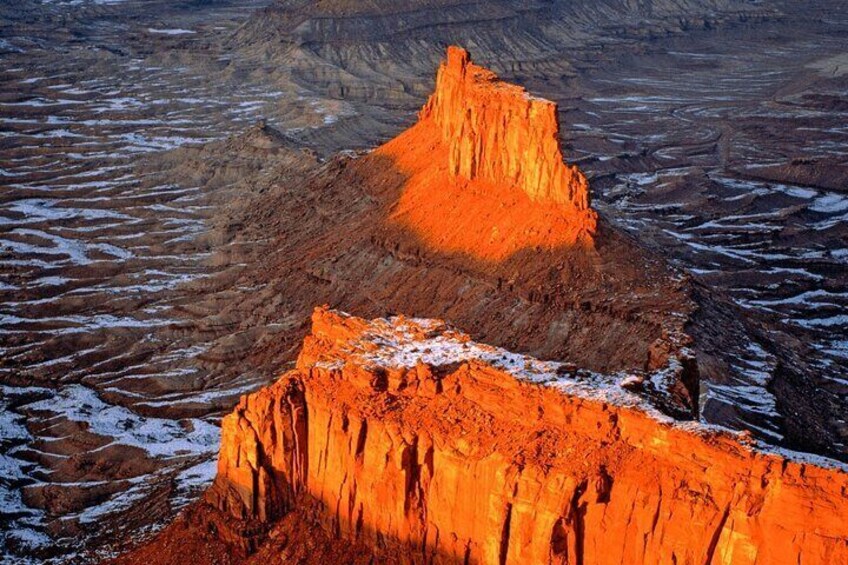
[147,28,197,36]
[320,313,678,420]
[171,459,217,509]
[0,386,51,557]
[23,385,219,458]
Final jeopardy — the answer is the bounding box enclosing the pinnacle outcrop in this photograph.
[421,46,592,212]
[378,46,597,260]
[204,308,848,565]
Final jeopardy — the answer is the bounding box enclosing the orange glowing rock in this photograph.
[207,307,848,565]
[423,46,591,208]
[378,46,597,262]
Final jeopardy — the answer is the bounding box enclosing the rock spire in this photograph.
[420,46,592,214]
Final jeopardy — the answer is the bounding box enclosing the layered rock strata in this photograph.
[421,46,592,212]
[378,46,597,260]
[206,308,848,564]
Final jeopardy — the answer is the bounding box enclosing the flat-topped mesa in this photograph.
[420,46,593,216]
[205,307,847,564]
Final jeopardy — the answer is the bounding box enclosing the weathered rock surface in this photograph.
[149,307,847,564]
[4,1,848,562]
[379,46,596,260]
[421,46,593,215]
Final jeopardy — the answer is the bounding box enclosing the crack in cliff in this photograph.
[645,485,663,556]
[354,419,368,462]
[319,412,333,478]
[334,470,349,538]
[550,516,569,562]
[402,438,419,516]
[703,503,732,565]
[288,384,308,495]
[498,502,513,565]
[570,479,588,565]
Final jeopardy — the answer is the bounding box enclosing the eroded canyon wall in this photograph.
[207,308,848,565]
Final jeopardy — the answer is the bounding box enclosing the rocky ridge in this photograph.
[116,307,848,564]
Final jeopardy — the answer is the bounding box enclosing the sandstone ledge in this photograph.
[205,307,848,564]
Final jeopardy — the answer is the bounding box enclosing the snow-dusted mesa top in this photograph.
[303,307,694,419]
[352,314,652,402]
[301,307,848,471]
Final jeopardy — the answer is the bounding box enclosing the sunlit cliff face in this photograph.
[207,307,848,565]
[380,46,597,262]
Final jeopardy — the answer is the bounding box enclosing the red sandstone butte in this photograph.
[422,46,591,209]
[203,307,848,565]
[380,46,597,261]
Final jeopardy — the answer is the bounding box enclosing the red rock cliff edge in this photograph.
[205,307,848,565]
[377,47,597,261]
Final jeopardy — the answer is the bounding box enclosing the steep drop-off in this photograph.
[379,46,596,260]
[422,46,592,212]
[115,308,848,564]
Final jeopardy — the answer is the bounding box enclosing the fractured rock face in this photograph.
[206,307,848,564]
[421,46,592,212]
[379,46,597,261]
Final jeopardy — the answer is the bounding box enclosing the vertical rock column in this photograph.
[419,46,594,224]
